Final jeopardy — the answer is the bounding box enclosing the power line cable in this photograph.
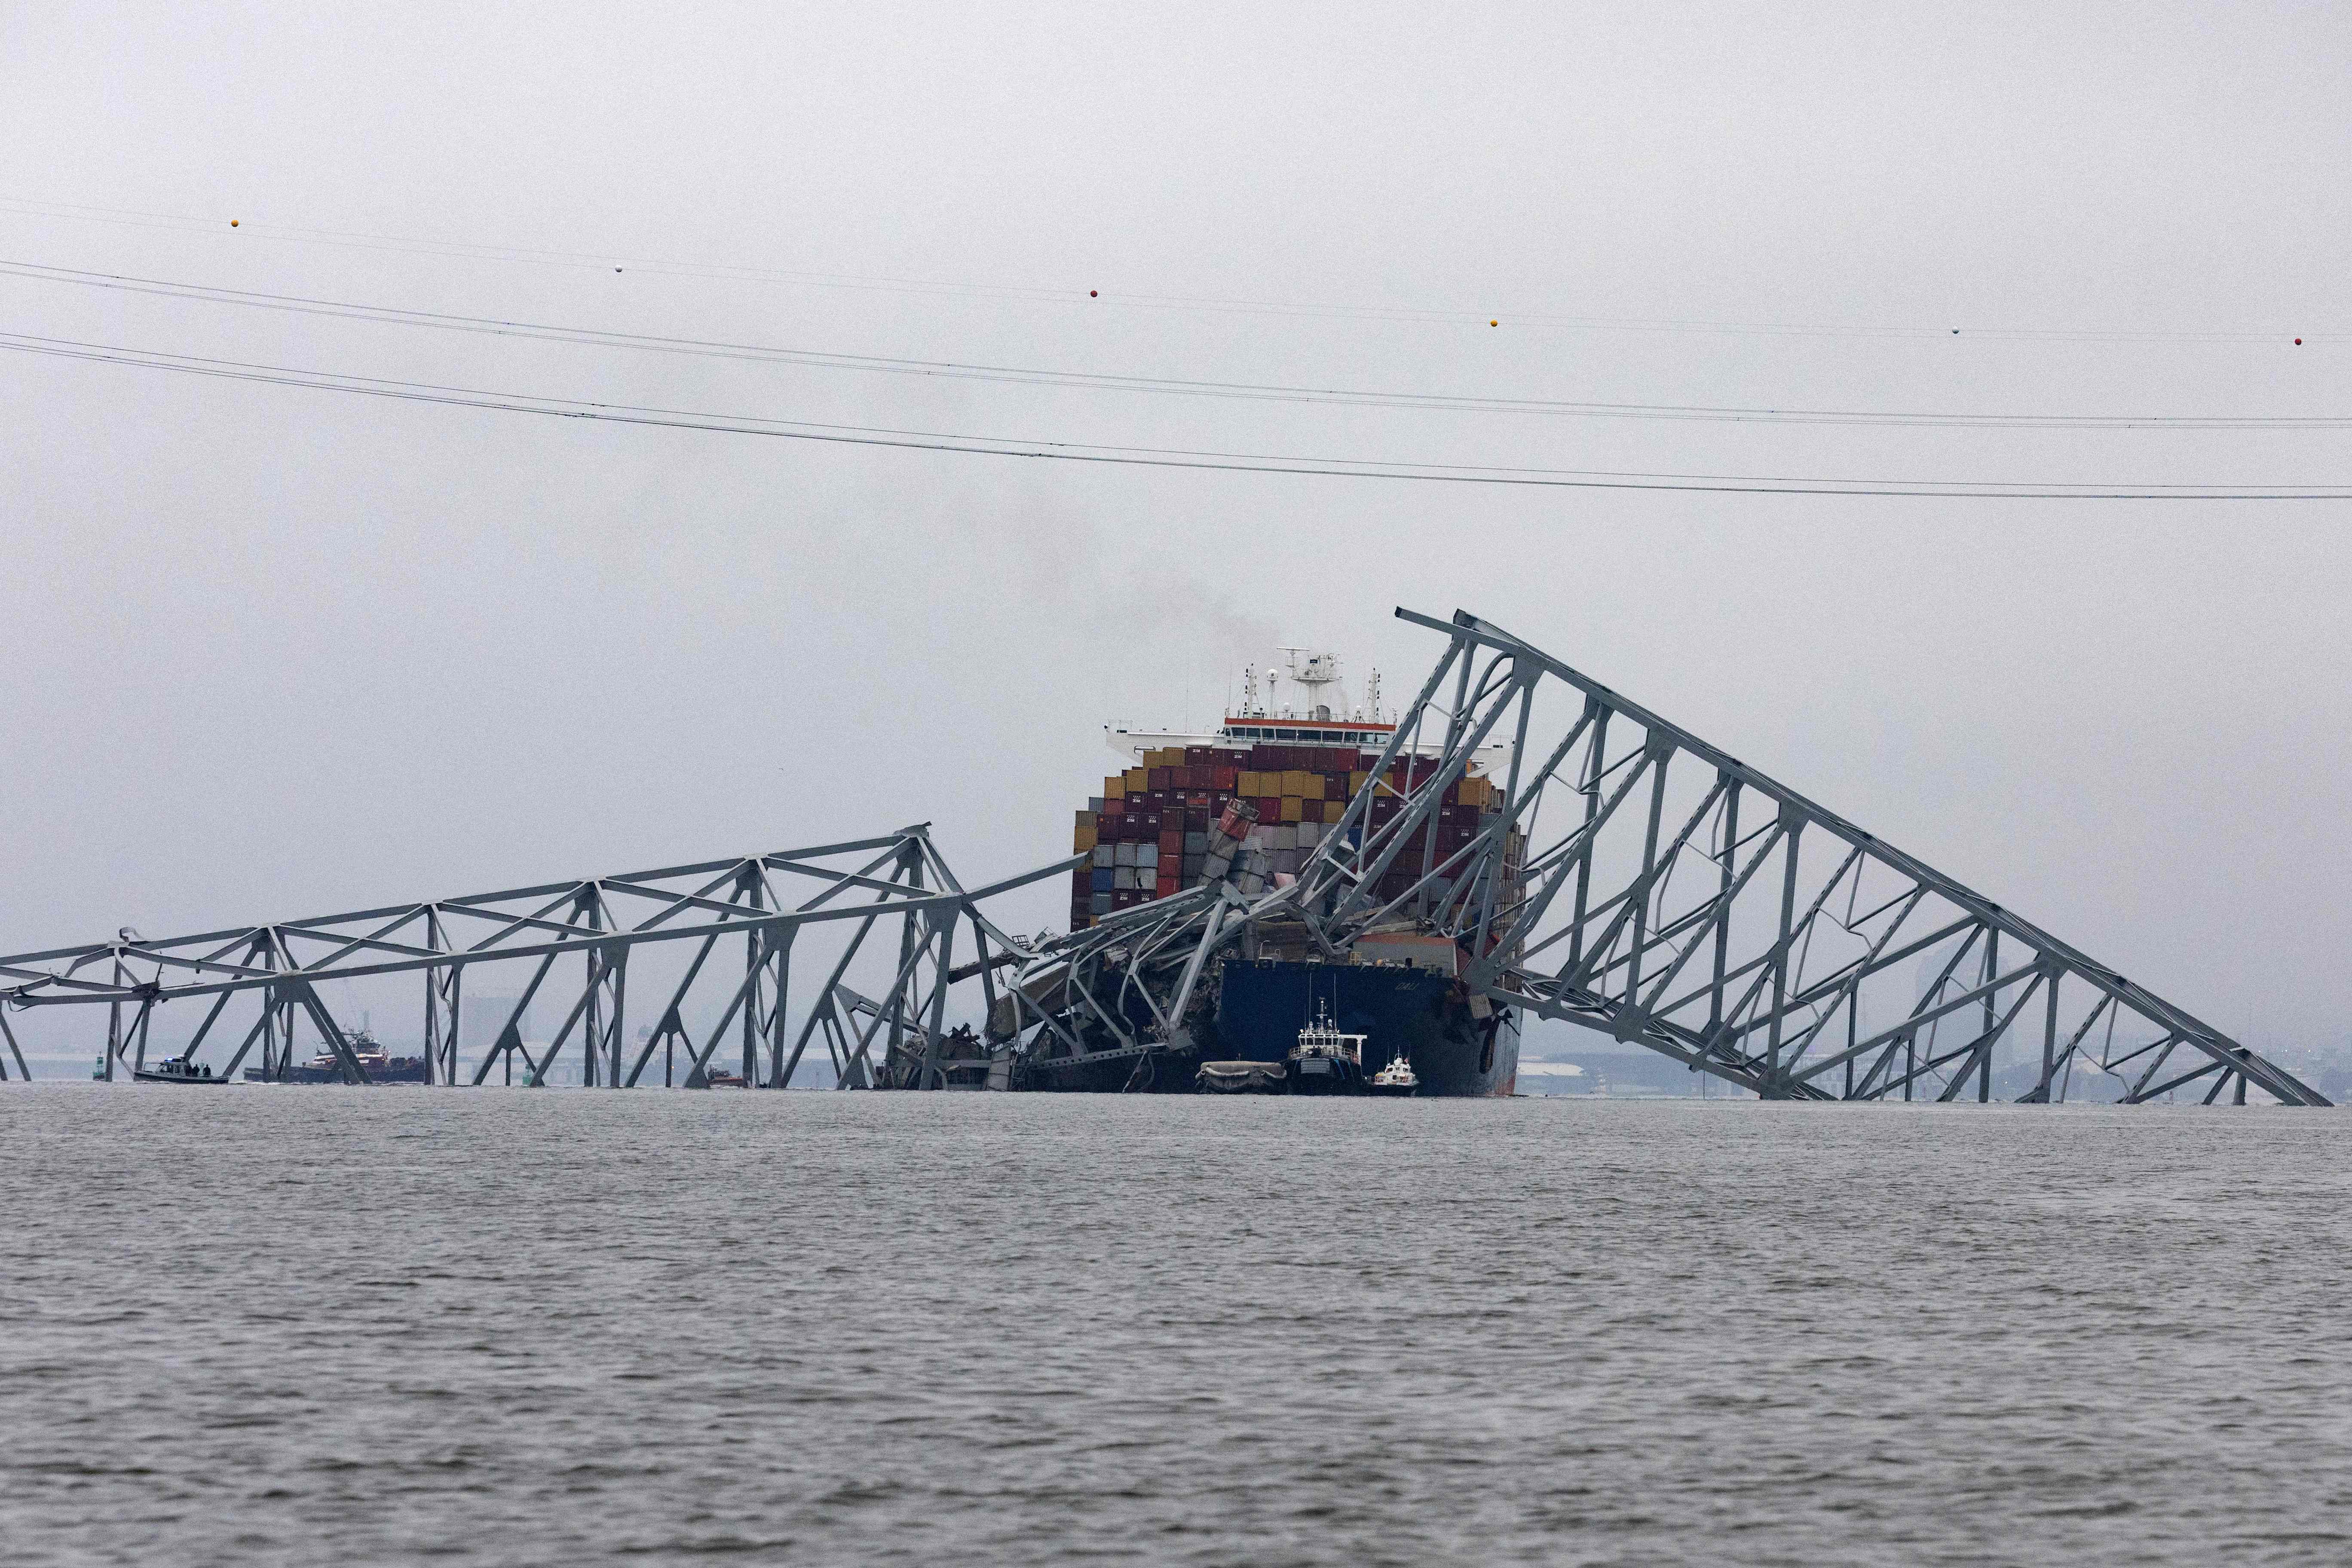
[3,193,2340,345]
[5,327,2346,499]
[2,259,2342,432]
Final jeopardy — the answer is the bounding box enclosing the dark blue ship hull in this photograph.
[1211,960,1518,1097]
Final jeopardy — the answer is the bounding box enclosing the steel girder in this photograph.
[0,828,1072,1091]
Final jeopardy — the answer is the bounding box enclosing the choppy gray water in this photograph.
[4,1087,2348,1565]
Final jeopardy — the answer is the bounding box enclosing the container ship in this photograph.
[1060,651,1522,1096]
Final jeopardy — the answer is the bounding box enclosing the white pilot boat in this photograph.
[1366,1047,1419,1097]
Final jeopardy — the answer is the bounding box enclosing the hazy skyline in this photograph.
[4,3,2346,1051]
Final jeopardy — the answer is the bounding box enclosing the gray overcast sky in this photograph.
[3,3,2347,1047]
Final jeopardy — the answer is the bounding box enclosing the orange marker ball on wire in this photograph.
[230,219,239,227]
[1490,319,1498,327]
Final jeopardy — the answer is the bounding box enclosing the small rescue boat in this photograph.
[132,1055,222,1085]
[1366,1048,1419,1097]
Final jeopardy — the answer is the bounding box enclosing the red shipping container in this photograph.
[1185,746,1213,765]
[1102,797,1126,817]
[1159,832,1183,855]
[1257,796,1283,820]
[1210,766,1238,790]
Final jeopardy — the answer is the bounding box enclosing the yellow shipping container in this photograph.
[1125,767,1147,792]
[1236,770,1259,796]
[1104,775,1126,800]
[1323,799,1346,823]
[1349,770,1369,795]
[1280,796,1304,823]
[1278,769,1304,796]
[1073,825,1098,852]
[1298,773,1326,802]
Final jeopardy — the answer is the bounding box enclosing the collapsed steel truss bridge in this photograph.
[0,609,2322,1106]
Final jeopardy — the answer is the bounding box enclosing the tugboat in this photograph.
[1366,1047,1419,1098]
[270,1026,431,1084]
[1287,1001,1366,1095]
[132,1055,221,1085]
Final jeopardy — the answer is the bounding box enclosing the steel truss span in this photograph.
[0,611,2320,1106]
[1356,610,2324,1105]
[0,830,1075,1091]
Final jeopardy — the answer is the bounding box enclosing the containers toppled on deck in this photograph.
[1070,742,1519,931]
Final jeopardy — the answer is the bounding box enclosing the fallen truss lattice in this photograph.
[1,609,2321,1106]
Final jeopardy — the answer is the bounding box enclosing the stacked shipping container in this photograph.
[1069,744,1519,931]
